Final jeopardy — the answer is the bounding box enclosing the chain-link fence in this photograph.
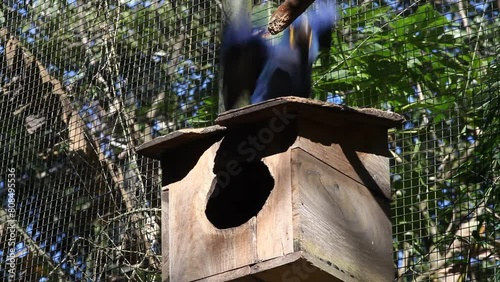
[0,0,498,281]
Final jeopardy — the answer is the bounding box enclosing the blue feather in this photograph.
[251,0,338,103]
[221,15,269,109]
[251,26,311,103]
[222,0,339,108]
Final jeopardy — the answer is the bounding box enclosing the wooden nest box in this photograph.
[137,97,404,282]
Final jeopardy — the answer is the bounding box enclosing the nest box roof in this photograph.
[137,96,404,160]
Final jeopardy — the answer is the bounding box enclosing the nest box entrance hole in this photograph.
[205,134,275,229]
[206,160,274,229]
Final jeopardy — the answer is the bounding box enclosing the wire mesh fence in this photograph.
[0,0,498,281]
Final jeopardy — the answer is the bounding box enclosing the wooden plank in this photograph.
[301,252,356,282]
[297,116,391,156]
[136,125,226,159]
[161,190,170,282]
[292,148,393,281]
[217,97,404,130]
[294,118,392,199]
[291,147,303,253]
[256,149,294,261]
[169,142,257,281]
[252,255,343,282]
[160,134,226,186]
[196,252,301,281]
[196,251,340,282]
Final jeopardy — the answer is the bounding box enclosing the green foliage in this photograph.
[314,3,499,280]
[2,0,498,280]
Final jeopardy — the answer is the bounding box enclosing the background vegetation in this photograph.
[0,0,498,281]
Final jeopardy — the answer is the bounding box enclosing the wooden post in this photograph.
[137,97,404,282]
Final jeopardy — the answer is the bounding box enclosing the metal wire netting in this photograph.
[0,0,498,281]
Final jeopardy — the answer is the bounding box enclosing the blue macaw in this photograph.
[308,0,339,51]
[221,15,268,110]
[252,0,338,104]
[221,0,338,109]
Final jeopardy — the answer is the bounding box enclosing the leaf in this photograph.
[413,4,449,31]
[344,6,391,27]
[407,57,422,68]
[434,113,446,123]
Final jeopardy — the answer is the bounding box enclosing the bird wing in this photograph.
[251,46,309,104]
[223,1,339,107]
[221,9,270,111]
[252,67,293,104]
[308,0,338,50]
[222,33,269,110]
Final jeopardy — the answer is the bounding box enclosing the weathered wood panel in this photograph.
[161,189,169,282]
[168,141,297,281]
[294,118,391,199]
[217,96,404,130]
[252,254,344,282]
[257,149,294,260]
[197,251,343,282]
[137,125,226,159]
[169,142,257,282]
[292,148,393,281]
